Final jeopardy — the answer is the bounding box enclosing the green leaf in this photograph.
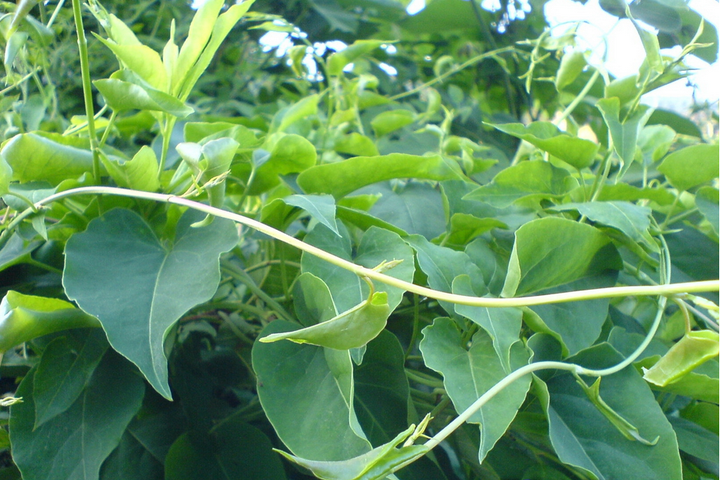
[0,156,11,196]
[335,133,381,157]
[420,318,531,462]
[0,291,100,353]
[297,153,464,198]
[10,352,145,480]
[442,213,507,246]
[555,51,586,91]
[100,431,164,480]
[327,40,386,76]
[539,344,682,480]
[638,125,675,164]
[502,217,620,297]
[284,194,340,235]
[696,187,719,235]
[629,16,663,73]
[464,161,574,208]
[172,0,226,92]
[526,273,616,356]
[253,320,372,461]
[0,234,41,272]
[275,423,429,480]
[405,235,485,315]
[33,329,108,428]
[596,98,653,165]
[371,110,416,137]
[273,94,320,133]
[302,225,415,313]
[668,416,719,462]
[488,123,599,169]
[658,144,719,191]
[1,133,99,185]
[260,291,390,349]
[94,37,168,91]
[595,183,675,205]
[643,330,719,387]
[176,1,254,100]
[63,208,238,399]
[240,133,317,194]
[165,418,287,480]
[369,182,446,240]
[293,272,338,326]
[99,146,160,192]
[94,78,193,117]
[550,201,654,246]
[453,275,521,371]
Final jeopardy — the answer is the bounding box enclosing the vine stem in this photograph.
[71,0,101,183]
[25,186,719,308]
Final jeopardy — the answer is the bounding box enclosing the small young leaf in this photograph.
[293,273,338,326]
[371,110,416,137]
[94,36,168,91]
[260,291,390,350]
[555,51,586,91]
[643,330,720,387]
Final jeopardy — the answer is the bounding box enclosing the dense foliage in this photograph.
[0,0,718,478]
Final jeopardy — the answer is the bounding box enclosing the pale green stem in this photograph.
[71,0,101,183]
[554,68,601,126]
[24,187,719,308]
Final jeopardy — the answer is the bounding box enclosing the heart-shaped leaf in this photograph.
[63,208,238,399]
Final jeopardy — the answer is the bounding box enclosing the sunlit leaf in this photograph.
[643,330,719,387]
[658,144,719,191]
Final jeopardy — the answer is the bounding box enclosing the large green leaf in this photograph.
[283,194,340,235]
[0,291,100,353]
[297,153,464,198]
[63,208,238,399]
[165,418,287,480]
[100,431,163,480]
[302,224,415,313]
[696,186,719,235]
[488,122,599,169]
[420,318,531,462]
[10,352,145,480]
[453,275,521,371]
[464,161,575,208]
[33,329,108,428]
[658,144,719,191]
[1,133,98,185]
[502,217,621,297]
[405,235,485,315]
[526,273,616,356]
[94,37,167,91]
[539,344,682,480]
[253,320,372,462]
[369,182,446,240]
[668,415,719,462]
[550,201,655,248]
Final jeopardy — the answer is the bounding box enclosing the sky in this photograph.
[405,0,719,111]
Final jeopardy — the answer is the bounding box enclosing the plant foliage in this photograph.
[0,0,718,478]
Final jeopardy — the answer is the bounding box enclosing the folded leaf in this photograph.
[643,330,719,387]
[260,291,390,350]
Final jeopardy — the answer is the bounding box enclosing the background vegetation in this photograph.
[0,0,718,478]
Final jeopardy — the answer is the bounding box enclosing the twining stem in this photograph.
[24,186,719,309]
[71,0,101,183]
